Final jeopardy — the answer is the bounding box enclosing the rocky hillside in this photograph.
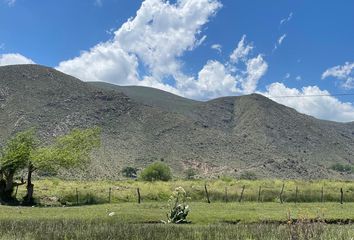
[1,64,353,179]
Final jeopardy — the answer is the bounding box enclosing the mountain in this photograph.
[1,64,353,179]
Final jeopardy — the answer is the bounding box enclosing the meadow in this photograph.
[1,179,353,239]
[13,178,354,205]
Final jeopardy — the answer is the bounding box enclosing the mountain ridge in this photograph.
[1,64,353,179]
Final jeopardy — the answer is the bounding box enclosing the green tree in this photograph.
[140,162,172,181]
[122,166,138,178]
[0,129,35,202]
[23,127,101,204]
[0,127,101,205]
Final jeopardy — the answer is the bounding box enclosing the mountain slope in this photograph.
[1,65,354,179]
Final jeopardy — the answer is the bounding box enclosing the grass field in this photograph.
[2,179,354,239]
[0,202,353,239]
[13,178,354,205]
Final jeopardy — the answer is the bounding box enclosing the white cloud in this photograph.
[242,55,268,94]
[229,35,253,63]
[211,44,222,53]
[278,34,287,45]
[280,12,293,25]
[296,75,302,81]
[57,0,222,84]
[273,33,287,52]
[262,82,354,122]
[322,62,354,89]
[0,53,35,66]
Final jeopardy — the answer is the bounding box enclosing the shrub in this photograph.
[122,166,138,178]
[239,171,257,180]
[330,163,354,173]
[140,162,172,181]
[184,168,197,180]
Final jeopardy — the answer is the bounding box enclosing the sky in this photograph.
[0,0,354,122]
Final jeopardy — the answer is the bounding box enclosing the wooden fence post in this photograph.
[204,183,210,204]
[321,186,324,203]
[238,185,245,203]
[258,186,262,202]
[279,183,285,204]
[108,187,112,203]
[295,186,298,204]
[76,188,79,205]
[340,188,343,204]
[137,188,141,204]
[224,187,228,203]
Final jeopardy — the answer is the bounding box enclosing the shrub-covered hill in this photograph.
[1,64,354,179]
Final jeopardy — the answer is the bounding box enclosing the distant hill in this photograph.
[1,64,353,179]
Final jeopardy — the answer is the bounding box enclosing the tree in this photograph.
[23,127,101,204]
[140,162,172,181]
[0,127,101,205]
[122,167,138,178]
[0,129,35,202]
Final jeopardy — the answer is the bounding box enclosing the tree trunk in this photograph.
[23,164,35,205]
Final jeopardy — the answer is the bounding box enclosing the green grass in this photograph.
[15,178,354,205]
[4,179,354,239]
[0,203,353,239]
[0,202,353,224]
[0,219,353,240]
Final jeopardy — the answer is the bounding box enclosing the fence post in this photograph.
[137,188,141,204]
[108,187,112,203]
[340,188,343,204]
[295,186,298,204]
[258,186,262,202]
[76,188,79,205]
[239,185,245,203]
[225,187,228,203]
[279,183,285,204]
[321,186,324,203]
[204,183,210,204]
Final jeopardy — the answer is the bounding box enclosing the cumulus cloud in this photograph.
[262,82,354,122]
[0,53,35,66]
[229,35,253,63]
[175,35,268,99]
[242,55,268,94]
[322,62,354,89]
[57,0,222,85]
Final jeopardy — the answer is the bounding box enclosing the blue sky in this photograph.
[0,0,354,122]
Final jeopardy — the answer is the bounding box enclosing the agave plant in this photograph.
[165,186,191,224]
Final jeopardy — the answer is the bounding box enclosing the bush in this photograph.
[184,168,197,180]
[330,163,354,173]
[140,162,172,181]
[122,166,138,178]
[239,171,257,180]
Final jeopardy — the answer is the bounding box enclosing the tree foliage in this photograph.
[122,167,138,178]
[140,162,172,181]
[0,127,101,204]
